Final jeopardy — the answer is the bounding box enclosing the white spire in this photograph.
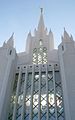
[38,8,45,32]
[49,29,54,39]
[3,41,6,47]
[3,33,14,48]
[70,34,73,41]
[28,31,31,36]
[63,28,70,41]
[49,29,54,50]
[49,29,52,34]
[26,31,32,53]
[7,33,14,47]
[27,31,32,41]
[34,28,37,35]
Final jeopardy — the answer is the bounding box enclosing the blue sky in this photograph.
[0,0,75,52]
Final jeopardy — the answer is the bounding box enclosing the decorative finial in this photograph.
[40,8,43,14]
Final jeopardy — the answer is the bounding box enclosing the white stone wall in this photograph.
[58,32,75,120]
[0,45,17,120]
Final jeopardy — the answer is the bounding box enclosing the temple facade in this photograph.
[0,9,75,120]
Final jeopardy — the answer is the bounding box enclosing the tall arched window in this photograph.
[32,40,47,64]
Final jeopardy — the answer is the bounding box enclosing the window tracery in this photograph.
[32,41,47,64]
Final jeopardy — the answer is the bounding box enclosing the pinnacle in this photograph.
[38,8,45,32]
[40,8,43,14]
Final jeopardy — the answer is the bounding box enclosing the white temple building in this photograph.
[0,9,75,120]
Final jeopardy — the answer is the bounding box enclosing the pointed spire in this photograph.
[3,41,6,47]
[63,28,70,41]
[7,33,14,47]
[40,8,43,14]
[34,28,37,35]
[49,29,54,38]
[70,34,73,41]
[28,31,31,36]
[49,29,52,34]
[64,28,69,37]
[27,31,32,41]
[38,8,45,31]
[8,32,14,41]
[49,29,54,50]
[64,27,65,31]
[27,31,32,39]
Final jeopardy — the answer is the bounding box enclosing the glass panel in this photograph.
[15,73,25,119]
[48,71,55,119]
[24,73,32,119]
[33,73,39,120]
[55,71,65,120]
[41,72,47,119]
[16,115,21,120]
[19,73,25,94]
[8,73,19,120]
[8,66,65,120]
[33,47,47,64]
